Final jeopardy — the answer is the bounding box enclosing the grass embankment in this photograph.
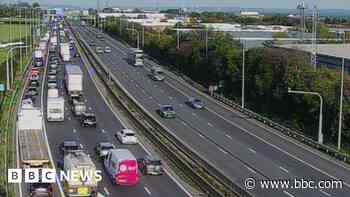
[0,22,31,196]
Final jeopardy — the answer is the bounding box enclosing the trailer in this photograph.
[17,106,49,168]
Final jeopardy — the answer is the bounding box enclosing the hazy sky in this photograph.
[24,0,350,9]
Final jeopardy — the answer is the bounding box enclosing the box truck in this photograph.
[60,43,70,62]
[65,64,83,99]
[47,88,65,122]
[34,49,43,67]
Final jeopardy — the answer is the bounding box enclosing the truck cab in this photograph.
[62,151,98,197]
[71,96,86,116]
[104,149,139,186]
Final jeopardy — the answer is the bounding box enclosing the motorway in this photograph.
[72,23,350,197]
[39,26,188,196]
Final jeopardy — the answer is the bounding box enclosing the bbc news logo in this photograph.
[8,169,103,183]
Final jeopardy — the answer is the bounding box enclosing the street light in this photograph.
[6,45,28,90]
[288,88,324,144]
[337,31,346,150]
[242,40,246,109]
[126,28,140,49]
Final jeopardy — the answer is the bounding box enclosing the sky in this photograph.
[21,0,350,9]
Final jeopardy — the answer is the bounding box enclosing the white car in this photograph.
[104,46,111,53]
[116,129,138,144]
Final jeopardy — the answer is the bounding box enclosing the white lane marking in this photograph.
[283,191,295,197]
[149,96,153,99]
[144,186,151,195]
[198,133,205,139]
[192,112,197,116]
[320,190,331,197]
[225,134,233,139]
[104,187,110,196]
[80,144,84,149]
[136,84,138,87]
[73,129,77,133]
[179,104,184,107]
[218,147,228,154]
[101,129,106,133]
[85,99,88,102]
[88,107,92,110]
[207,122,214,127]
[279,166,289,173]
[68,116,71,121]
[169,96,173,100]
[248,148,256,154]
[81,30,193,196]
[181,121,187,126]
[142,90,146,94]
[246,166,257,174]
[205,106,350,188]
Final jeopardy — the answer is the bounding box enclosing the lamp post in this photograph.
[288,88,324,144]
[242,40,246,109]
[337,31,346,150]
[6,45,28,90]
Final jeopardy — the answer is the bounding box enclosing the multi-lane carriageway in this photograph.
[72,23,350,197]
[22,26,190,196]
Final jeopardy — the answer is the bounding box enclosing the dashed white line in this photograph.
[169,96,173,100]
[101,129,106,133]
[68,116,71,121]
[73,129,77,133]
[207,122,214,127]
[246,166,257,174]
[179,104,184,107]
[149,96,153,99]
[320,190,331,197]
[279,166,289,173]
[80,144,84,149]
[218,147,228,154]
[181,121,187,126]
[283,191,295,197]
[144,187,151,195]
[248,148,256,154]
[103,187,110,196]
[198,133,205,139]
[192,112,197,116]
[225,134,232,139]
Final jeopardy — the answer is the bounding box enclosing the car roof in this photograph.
[99,142,114,147]
[122,129,135,134]
[146,155,161,161]
[63,140,79,146]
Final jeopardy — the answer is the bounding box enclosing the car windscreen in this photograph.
[101,145,114,150]
[163,106,174,111]
[125,133,135,137]
[149,160,162,165]
[86,115,96,121]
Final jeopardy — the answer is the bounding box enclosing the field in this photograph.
[0,23,29,43]
[0,23,29,83]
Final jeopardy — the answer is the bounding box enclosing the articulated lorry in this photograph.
[17,105,49,167]
[60,43,71,62]
[128,48,144,66]
[65,64,83,99]
[62,150,98,197]
[47,88,65,122]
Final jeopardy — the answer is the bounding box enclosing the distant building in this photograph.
[240,11,261,18]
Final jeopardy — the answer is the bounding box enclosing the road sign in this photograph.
[0,84,5,92]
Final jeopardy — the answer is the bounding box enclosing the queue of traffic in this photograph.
[17,16,167,197]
